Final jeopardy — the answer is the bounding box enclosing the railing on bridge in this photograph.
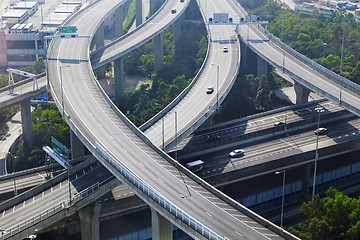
[96,143,227,240]
[232,0,360,96]
[1,177,112,239]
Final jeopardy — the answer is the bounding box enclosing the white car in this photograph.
[223,47,228,52]
[229,149,244,157]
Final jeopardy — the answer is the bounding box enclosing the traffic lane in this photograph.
[51,1,284,239]
[183,101,344,146]
[144,23,239,147]
[92,0,187,65]
[0,163,109,230]
[197,118,360,178]
[236,6,360,114]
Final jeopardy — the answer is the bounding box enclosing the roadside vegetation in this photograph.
[288,188,360,240]
[115,1,208,126]
[244,0,360,84]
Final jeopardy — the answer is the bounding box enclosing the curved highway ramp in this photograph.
[46,0,296,239]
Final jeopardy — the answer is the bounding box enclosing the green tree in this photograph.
[289,188,360,240]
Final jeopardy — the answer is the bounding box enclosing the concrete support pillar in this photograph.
[294,82,310,104]
[173,17,182,42]
[302,163,311,200]
[35,39,38,60]
[154,32,164,72]
[95,22,105,79]
[115,5,123,38]
[79,202,101,240]
[256,55,268,78]
[70,129,84,160]
[151,208,172,240]
[149,0,156,14]
[136,0,142,27]
[20,98,33,148]
[114,57,124,100]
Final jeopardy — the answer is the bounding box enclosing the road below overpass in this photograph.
[188,116,360,180]
[47,0,292,239]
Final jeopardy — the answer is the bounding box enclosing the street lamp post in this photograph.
[174,111,178,161]
[322,42,327,66]
[275,170,286,227]
[312,107,324,199]
[162,117,165,150]
[281,0,286,72]
[7,152,17,196]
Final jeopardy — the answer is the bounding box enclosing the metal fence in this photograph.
[95,143,227,240]
[1,178,111,239]
[231,0,360,95]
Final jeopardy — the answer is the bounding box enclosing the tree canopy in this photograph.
[289,188,360,240]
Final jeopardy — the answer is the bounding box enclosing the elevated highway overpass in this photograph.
[228,0,360,117]
[46,0,294,240]
[0,100,358,239]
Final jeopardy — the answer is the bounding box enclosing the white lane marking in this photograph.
[235,231,243,237]
[159,178,164,183]
[37,172,46,180]
[206,212,212,218]
[139,162,144,167]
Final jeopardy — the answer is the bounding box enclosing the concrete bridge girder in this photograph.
[95,22,106,79]
[114,57,124,101]
[20,98,33,148]
[136,0,143,27]
[294,81,311,104]
[154,32,164,72]
[151,208,173,240]
[70,129,85,159]
[78,202,101,240]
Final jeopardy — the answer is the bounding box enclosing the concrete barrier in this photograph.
[178,110,354,157]
[206,138,360,187]
[140,1,212,132]
[0,157,96,213]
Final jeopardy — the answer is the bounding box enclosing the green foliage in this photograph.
[118,13,207,126]
[288,188,360,240]
[214,72,287,123]
[263,2,360,81]
[123,0,136,34]
[14,105,69,171]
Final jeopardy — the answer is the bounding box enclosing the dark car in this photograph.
[207,135,220,142]
[171,9,176,14]
[314,127,327,135]
[206,86,214,94]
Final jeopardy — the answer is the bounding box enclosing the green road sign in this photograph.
[58,26,77,33]
[51,136,69,159]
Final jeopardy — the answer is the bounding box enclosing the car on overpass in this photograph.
[314,127,327,135]
[274,121,285,126]
[229,149,245,157]
[207,134,220,142]
[206,86,214,94]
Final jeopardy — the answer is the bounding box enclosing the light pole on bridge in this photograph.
[275,170,286,227]
[312,107,324,200]
[7,152,17,196]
